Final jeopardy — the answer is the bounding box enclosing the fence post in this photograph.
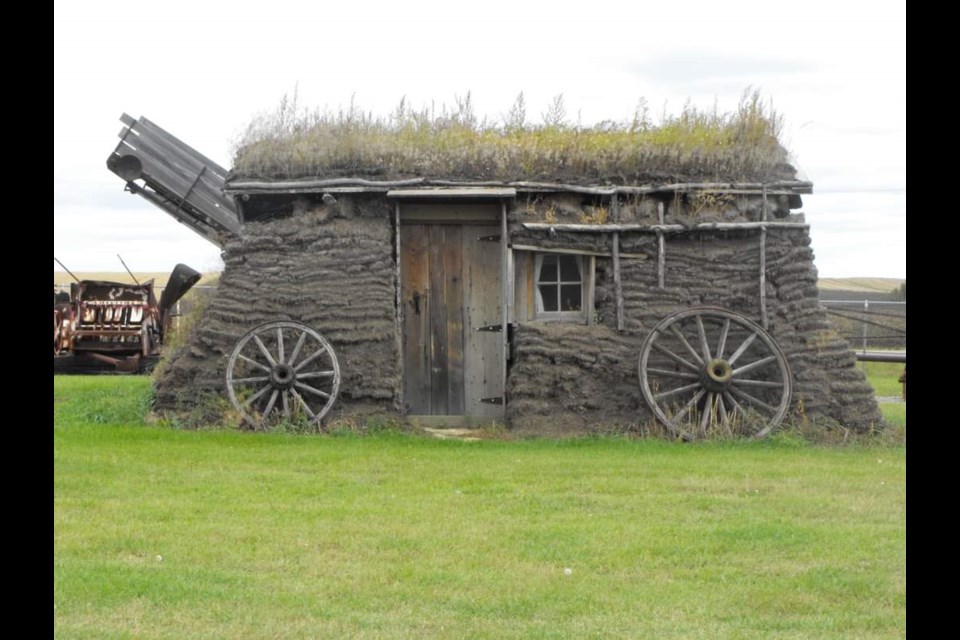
[861,299,869,353]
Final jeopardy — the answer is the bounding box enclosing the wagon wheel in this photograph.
[226,321,341,430]
[638,307,792,440]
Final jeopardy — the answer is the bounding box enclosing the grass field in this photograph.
[860,362,904,399]
[817,277,904,293]
[860,362,906,428]
[54,376,906,638]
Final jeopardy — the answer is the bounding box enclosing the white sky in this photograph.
[54,0,905,279]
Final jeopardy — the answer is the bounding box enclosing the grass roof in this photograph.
[230,90,798,186]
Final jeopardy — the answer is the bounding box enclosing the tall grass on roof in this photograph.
[231,90,793,184]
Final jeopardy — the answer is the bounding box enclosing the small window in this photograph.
[535,254,583,317]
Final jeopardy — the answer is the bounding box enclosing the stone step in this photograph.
[421,427,484,442]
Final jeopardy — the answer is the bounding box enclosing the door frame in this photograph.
[389,189,515,422]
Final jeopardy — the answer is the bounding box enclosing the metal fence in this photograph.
[819,299,906,353]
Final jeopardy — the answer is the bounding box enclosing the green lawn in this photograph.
[860,361,905,398]
[857,361,906,429]
[54,377,906,639]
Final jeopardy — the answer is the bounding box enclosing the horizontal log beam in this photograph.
[509,244,648,259]
[854,351,907,363]
[520,222,810,233]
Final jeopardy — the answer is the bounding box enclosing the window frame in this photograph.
[512,250,595,325]
[533,253,586,320]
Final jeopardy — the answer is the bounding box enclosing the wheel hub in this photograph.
[701,358,733,392]
[270,363,296,389]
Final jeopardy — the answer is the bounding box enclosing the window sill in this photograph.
[530,313,588,324]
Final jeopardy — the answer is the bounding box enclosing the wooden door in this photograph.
[401,223,503,417]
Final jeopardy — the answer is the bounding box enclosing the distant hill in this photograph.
[817,278,904,293]
[817,278,905,303]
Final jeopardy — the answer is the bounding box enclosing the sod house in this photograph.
[107,100,881,438]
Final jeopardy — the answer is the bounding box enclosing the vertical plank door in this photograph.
[400,223,502,417]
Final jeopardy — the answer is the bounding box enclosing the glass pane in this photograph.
[559,255,581,282]
[538,255,558,283]
[560,284,581,311]
[539,284,558,311]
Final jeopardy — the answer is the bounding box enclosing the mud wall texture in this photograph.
[158,190,880,433]
[507,222,882,432]
[154,196,400,417]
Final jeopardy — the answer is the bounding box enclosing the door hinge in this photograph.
[478,234,501,242]
[476,324,502,332]
[479,396,504,405]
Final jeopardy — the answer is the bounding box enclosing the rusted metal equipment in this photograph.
[53,264,200,374]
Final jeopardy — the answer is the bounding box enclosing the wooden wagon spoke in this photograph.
[294,344,329,372]
[230,375,270,384]
[294,381,331,400]
[276,327,285,363]
[261,389,280,421]
[651,341,700,372]
[237,353,270,372]
[252,334,278,367]
[296,371,336,380]
[699,393,714,433]
[727,331,758,366]
[290,389,317,419]
[732,355,778,377]
[669,324,705,366]
[281,390,290,419]
[696,314,712,362]
[646,367,699,380]
[288,331,308,366]
[655,381,702,402]
[731,378,785,389]
[722,390,745,417]
[672,389,706,424]
[717,393,729,424]
[729,385,778,414]
[715,318,730,359]
[242,383,274,408]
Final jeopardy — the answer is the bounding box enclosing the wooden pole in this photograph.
[394,201,403,408]
[760,186,768,330]
[657,202,666,289]
[588,256,596,327]
[501,200,509,408]
[613,231,623,330]
[520,221,809,233]
[611,191,623,327]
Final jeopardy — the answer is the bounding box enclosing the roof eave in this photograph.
[223,178,814,197]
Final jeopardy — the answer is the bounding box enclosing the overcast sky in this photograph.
[54,0,905,279]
